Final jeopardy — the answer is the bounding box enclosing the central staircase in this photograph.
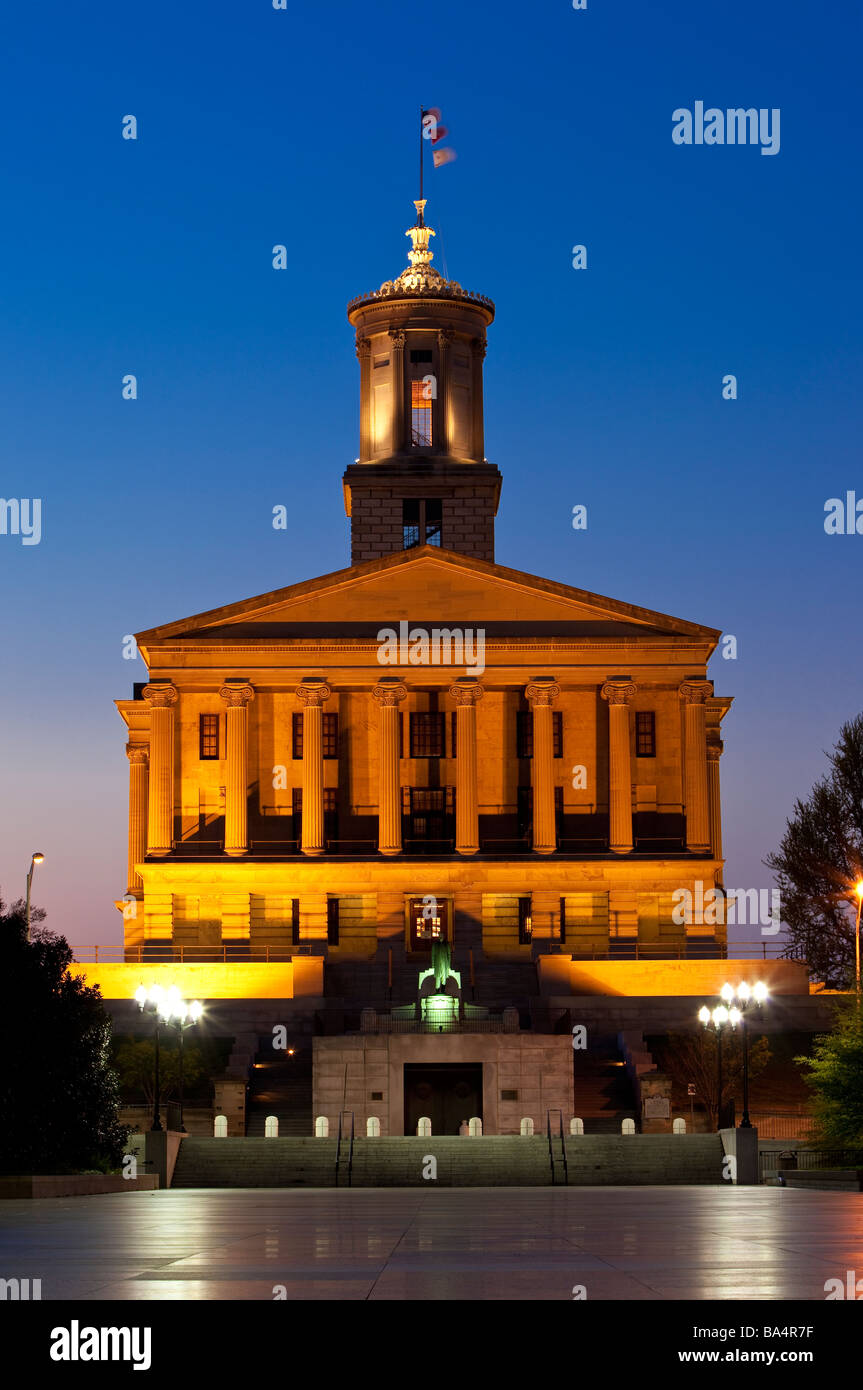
[171,1134,725,1188]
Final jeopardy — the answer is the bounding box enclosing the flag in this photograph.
[432,146,457,168]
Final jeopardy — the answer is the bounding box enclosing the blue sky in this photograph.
[1,0,860,945]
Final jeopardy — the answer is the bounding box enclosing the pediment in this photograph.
[137,547,719,647]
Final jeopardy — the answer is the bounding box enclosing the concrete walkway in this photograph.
[1,1186,859,1300]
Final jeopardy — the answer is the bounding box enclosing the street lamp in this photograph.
[717,981,769,1129]
[699,1003,732,1130]
[853,880,863,999]
[25,852,45,942]
[134,985,203,1132]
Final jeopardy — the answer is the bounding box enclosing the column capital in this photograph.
[125,743,149,765]
[142,682,177,708]
[679,679,713,705]
[372,679,407,707]
[438,327,456,348]
[525,677,560,707]
[355,335,371,359]
[706,739,724,761]
[601,679,637,706]
[219,681,255,708]
[471,336,487,360]
[296,681,332,707]
[449,678,483,706]
[388,328,406,349]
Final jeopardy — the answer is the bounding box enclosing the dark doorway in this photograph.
[403,1063,483,1136]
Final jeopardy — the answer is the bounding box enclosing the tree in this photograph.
[796,1004,863,1149]
[0,895,129,1174]
[765,714,863,988]
[114,1036,205,1106]
[658,1029,770,1128]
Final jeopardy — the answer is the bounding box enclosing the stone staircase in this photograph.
[171,1134,725,1188]
[245,1040,313,1137]
[572,1033,639,1133]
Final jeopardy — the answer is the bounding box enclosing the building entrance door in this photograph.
[403,1063,482,1136]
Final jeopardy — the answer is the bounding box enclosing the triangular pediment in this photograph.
[137,548,719,649]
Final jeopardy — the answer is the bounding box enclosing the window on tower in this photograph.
[409,348,433,447]
[403,498,443,549]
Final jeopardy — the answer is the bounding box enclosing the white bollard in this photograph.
[417,1116,432,1137]
[570,1118,584,1136]
[265,1115,279,1138]
[622,1118,636,1135]
[214,1114,228,1138]
[673,1117,686,1134]
[469,1117,482,1137]
[315,1115,329,1138]
[520,1117,534,1136]
[367,1116,381,1137]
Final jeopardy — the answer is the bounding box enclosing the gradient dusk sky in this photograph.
[1,0,860,949]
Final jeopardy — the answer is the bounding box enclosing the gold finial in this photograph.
[406,200,435,267]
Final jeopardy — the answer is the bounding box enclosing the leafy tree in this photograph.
[765,714,863,988]
[0,895,128,1175]
[796,1004,863,1149]
[658,1029,770,1128]
[114,1036,205,1106]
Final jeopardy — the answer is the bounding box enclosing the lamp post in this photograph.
[853,880,863,1000]
[25,852,45,942]
[134,985,203,1132]
[718,981,769,1130]
[698,1004,730,1130]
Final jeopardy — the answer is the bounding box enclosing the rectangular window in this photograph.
[636,711,656,758]
[450,711,457,759]
[410,712,445,758]
[516,711,563,758]
[327,898,339,945]
[322,713,338,759]
[199,713,220,760]
[518,896,533,944]
[293,712,338,760]
[410,380,432,447]
[291,898,300,946]
[403,498,443,550]
[559,897,566,944]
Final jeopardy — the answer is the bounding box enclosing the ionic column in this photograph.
[296,681,331,856]
[679,679,713,854]
[525,678,560,855]
[601,679,637,854]
[707,737,723,863]
[125,745,149,893]
[471,337,486,461]
[372,679,407,856]
[437,328,453,455]
[356,336,371,462]
[450,678,483,855]
[219,682,255,856]
[143,683,177,856]
[389,328,405,454]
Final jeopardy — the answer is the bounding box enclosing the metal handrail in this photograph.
[335,1110,355,1187]
[546,1108,568,1186]
[70,944,312,963]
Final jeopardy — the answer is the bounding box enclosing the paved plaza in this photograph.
[2,1186,861,1300]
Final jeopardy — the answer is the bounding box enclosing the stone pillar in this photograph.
[679,680,712,854]
[437,328,453,455]
[389,328,405,454]
[525,678,560,855]
[372,679,407,856]
[471,337,486,462]
[219,682,255,856]
[296,681,331,856]
[125,745,149,894]
[356,336,371,461]
[707,736,723,863]
[143,683,177,856]
[601,679,636,854]
[450,678,483,856]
